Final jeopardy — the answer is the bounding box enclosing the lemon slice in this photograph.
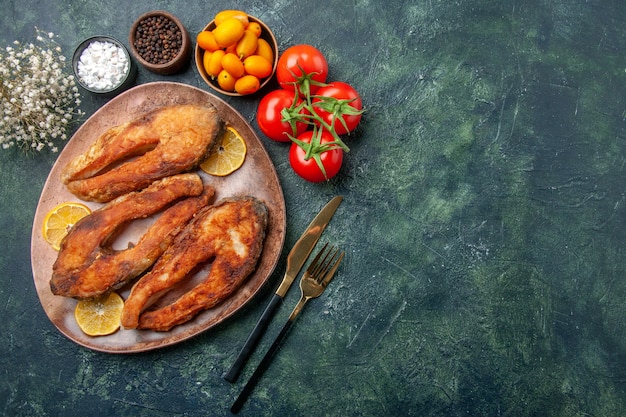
[74,292,124,336]
[42,202,92,251]
[200,126,247,176]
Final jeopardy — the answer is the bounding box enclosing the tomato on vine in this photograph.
[276,44,328,96]
[289,129,343,182]
[259,43,366,182]
[312,82,363,135]
[257,89,309,142]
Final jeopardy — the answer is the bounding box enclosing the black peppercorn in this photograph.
[133,15,182,65]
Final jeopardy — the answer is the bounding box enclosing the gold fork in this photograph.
[231,243,345,414]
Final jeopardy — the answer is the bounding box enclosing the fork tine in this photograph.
[312,246,336,280]
[315,247,338,279]
[306,242,329,275]
[321,250,344,287]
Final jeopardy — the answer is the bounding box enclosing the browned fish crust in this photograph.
[50,173,214,299]
[62,104,225,203]
[121,196,268,331]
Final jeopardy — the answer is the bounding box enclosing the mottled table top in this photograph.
[1,1,624,416]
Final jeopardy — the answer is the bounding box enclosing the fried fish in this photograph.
[62,104,225,203]
[121,196,268,331]
[50,173,214,299]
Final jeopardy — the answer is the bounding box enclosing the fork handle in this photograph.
[231,318,294,414]
[224,293,283,383]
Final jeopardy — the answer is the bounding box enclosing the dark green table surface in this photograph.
[1,1,625,416]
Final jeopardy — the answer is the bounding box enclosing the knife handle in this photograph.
[224,293,283,383]
[231,318,294,414]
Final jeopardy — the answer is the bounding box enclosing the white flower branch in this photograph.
[1,28,84,153]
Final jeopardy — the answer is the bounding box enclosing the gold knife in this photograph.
[224,195,342,383]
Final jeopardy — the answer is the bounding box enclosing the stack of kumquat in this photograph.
[197,10,274,95]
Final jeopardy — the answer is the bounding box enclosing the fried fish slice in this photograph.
[50,173,214,299]
[121,196,268,331]
[62,104,225,203]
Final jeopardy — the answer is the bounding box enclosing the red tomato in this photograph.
[289,130,343,182]
[256,89,309,142]
[312,82,363,135]
[276,44,328,95]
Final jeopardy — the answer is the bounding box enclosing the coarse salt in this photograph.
[77,40,129,91]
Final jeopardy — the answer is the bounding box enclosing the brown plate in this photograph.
[30,82,286,353]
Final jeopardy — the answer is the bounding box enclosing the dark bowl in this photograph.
[72,36,137,98]
[195,15,278,96]
[129,10,191,75]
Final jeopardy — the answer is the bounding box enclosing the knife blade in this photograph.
[223,195,342,383]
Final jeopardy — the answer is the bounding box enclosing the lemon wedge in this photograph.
[74,292,124,336]
[200,126,247,176]
[42,202,91,251]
